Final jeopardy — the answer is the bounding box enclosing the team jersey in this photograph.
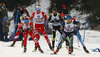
[64,20,75,32]
[18,21,33,31]
[51,13,61,26]
[30,11,47,24]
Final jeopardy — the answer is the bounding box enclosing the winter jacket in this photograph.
[2,20,10,33]
[0,8,8,22]
[60,8,68,14]
[13,8,24,24]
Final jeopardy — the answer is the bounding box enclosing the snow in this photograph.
[0,30,100,57]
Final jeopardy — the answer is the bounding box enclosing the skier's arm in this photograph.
[59,14,63,21]
[42,12,47,20]
[42,12,48,26]
[73,21,80,30]
[18,23,23,31]
[30,21,34,31]
[48,14,54,23]
[30,12,35,20]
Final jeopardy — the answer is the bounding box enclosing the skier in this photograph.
[10,14,29,47]
[17,19,43,53]
[72,17,89,53]
[48,8,63,50]
[53,15,80,54]
[30,5,53,51]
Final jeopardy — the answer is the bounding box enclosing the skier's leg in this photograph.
[29,31,44,53]
[54,36,65,54]
[52,28,56,49]
[57,26,63,48]
[21,37,24,48]
[76,31,84,46]
[10,31,21,47]
[23,32,28,52]
[69,34,73,54]
[34,28,40,51]
[40,27,53,50]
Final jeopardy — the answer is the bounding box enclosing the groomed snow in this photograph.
[0,30,100,57]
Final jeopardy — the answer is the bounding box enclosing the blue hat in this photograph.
[24,19,29,23]
[66,15,72,19]
[3,17,8,22]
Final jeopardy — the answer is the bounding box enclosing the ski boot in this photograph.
[71,46,73,53]
[38,47,44,53]
[34,44,37,52]
[24,46,27,53]
[54,48,59,54]
[49,44,54,51]
[66,39,69,49]
[83,46,89,53]
[68,47,72,54]
[10,41,16,47]
[52,41,55,50]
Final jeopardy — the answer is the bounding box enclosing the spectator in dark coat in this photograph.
[0,2,8,41]
[2,18,10,42]
[13,4,23,24]
[60,4,68,15]
[13,4,24,41]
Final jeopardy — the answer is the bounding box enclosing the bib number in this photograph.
[36,19,42,22]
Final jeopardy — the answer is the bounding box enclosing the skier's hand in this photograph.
[26,28,31,32]
[55,20,59,22]
[22,30,25,32]
[50,20,54,23]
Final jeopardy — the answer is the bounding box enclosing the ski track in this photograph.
[0,30,100,57]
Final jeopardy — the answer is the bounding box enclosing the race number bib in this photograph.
[36,19,42,22]
[65,25,73,32]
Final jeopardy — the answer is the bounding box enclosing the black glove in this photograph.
[26,28,30,31]
[50,20,54,23]
[26,28,31,32]
[21,27,25,32]
[21,30,25,32]
[55,20,59,22]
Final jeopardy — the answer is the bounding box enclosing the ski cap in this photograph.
[62,4,66,8]
[66,15,72,19]
[36,5,41,10]
[3,17,8,22]
[24,19,29,23]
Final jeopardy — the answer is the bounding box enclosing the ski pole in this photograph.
[83,19,87,43]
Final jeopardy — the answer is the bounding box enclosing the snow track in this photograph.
[0,30,100,57]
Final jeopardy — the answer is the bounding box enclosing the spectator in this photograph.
[60,4,69,15]
[12,4,24,41]
[2,17,10,42]
[0,2,8,41]
[13,4,23,24]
